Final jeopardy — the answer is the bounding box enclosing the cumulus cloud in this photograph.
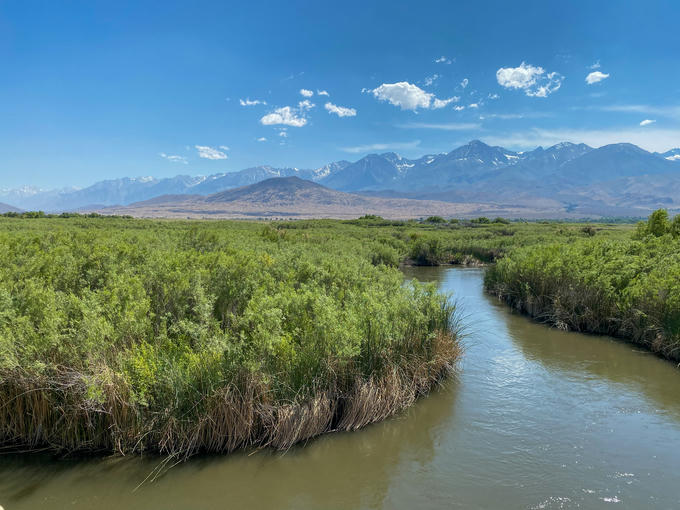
[297,99,315,111]
[460,78,469,89]
[496,62,563,97]
[324,102,357,117]
[435,56,452,64]
[195,145,228,160]
[432,97,456,109]
[317,89,329,96]
[453,105,465,111]
[640,119,656,126]
[159,153,187,164]
[260,100,315,127]
[468,103,479,109]
[585,71,610,84]
[366,81,456,111]
[299,89,314,97]
[239,98,266,106]
[257,137,267,142]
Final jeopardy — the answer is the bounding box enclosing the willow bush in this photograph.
[485,210,680,361]
[0,217,459,456]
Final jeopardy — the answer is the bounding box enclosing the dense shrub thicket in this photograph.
[485,210,680,361]
[0,217,462,457]
[0,215,636,456]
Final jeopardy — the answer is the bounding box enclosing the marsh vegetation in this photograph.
[486,209,680,361]
[2,213,665,460]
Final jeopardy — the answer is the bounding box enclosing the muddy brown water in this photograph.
[2,267,680,509]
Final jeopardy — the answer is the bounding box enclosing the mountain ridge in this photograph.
[97,176,567,220]
[3,140,680,216]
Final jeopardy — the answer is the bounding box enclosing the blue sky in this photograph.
[2,0,680,188]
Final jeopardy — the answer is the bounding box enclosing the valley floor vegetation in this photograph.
[0,216,465,457]
[0,214,642,457]
[485,209,680,362]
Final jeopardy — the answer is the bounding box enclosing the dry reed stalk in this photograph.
[0,330,461,457]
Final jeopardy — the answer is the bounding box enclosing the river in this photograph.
[1,267,680,509]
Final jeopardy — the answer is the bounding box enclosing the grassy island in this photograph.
[0,217,462,457]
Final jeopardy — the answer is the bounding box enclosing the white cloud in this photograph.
[195,145,228,160]
[367,81,456,111]
[260,100,313,127]
[340,140,421,154]
[432,97,456,109]
[396,122,481,131]
[257,137,267,142]
[278,131,288,137]
[317,89,329,96]
[159,153,187,164]
[496,62,563,98]
[526,72,562,97]
[453,105,465,111]
[589,60,601,69]
[369,82,432,110]
[480,127,680,153]
[239,98,266,106]
[460,78,469,89]
[424,74,439,86]
[468,103,479,108]
[488,93,500,100]
[325,102,357,117]
[297,99,315,111]
[435,56,452,64]
[299,88,314,97]
[586,71,610,84]
[640,119,656,126]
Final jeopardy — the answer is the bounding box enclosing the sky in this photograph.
[2,0,680,188]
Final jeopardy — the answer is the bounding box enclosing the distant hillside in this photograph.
[99,177,561,220]
[0,202,21,213]
[204,176,367,205]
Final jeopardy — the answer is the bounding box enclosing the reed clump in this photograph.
[0,218,460,457]
[0,332,458,457]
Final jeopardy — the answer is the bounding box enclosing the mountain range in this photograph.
[3,140,680,217]
[100,176,550,220]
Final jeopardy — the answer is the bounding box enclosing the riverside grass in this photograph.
[0,215,634,457]
[0,216,463,457]
[485,210,680,362]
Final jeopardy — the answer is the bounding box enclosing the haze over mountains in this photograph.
[4,140,680,217]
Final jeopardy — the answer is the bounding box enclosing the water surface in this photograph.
[2,267,680,509]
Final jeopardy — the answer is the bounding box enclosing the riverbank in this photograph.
[484,210,680,363]
[5,266,680,510]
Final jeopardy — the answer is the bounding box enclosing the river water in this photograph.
[1,267,680,509]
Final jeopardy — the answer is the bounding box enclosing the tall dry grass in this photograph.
[0,331,459,457]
